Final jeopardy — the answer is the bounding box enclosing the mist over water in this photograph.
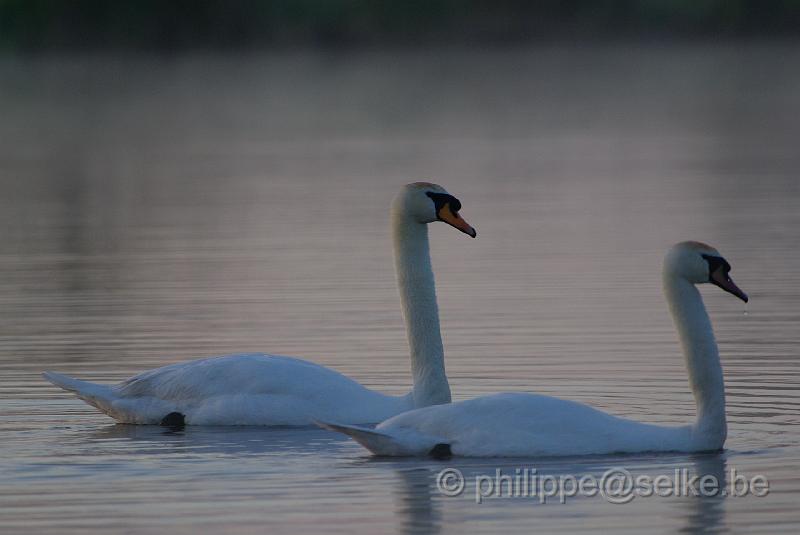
[1,44,799,533]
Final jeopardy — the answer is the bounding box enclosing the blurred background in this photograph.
[1,2,800,534]
[1,0,800,50]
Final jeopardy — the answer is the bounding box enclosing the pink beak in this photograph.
[711,270,749,303]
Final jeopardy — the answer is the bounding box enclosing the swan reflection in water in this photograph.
[88,423,350,456]
[680,453,727,535]
[393,469,443,535]
[88,424,728,533]
[370,452,729,534]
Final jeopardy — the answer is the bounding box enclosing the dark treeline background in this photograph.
[2,0,800,51]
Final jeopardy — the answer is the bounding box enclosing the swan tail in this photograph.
[42,371,119,415]
[316,420,443,457]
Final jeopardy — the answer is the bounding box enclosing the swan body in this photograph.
[321,241,749,457]
[322,393,697,457]
[44,354,415,425]
[44,182,476,426]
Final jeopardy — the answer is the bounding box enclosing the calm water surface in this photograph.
[1,44,799,534]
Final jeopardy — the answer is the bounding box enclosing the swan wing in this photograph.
[368,392,683,457]
[44,354,408,425]
[116,354,348,399]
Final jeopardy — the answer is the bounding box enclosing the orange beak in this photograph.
[438,204,476,238]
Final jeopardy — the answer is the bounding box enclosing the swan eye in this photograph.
[702,254,732,280]
[425,192,450,213]
[425,192,462,218]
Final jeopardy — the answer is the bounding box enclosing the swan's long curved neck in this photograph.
[393,212,451,408]
[663,275,727,448]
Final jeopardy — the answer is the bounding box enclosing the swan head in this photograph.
[393,182,476,238]
[665,241,748,302]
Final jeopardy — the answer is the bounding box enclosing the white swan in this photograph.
[43,182,476,426]
[320,241,748,457]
